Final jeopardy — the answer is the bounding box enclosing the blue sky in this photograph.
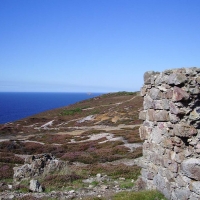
[0,0,200,93]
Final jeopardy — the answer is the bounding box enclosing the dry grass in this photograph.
[43,173,83,189]
[0,152,24,164]
[29,134,73,144]
[0,135,142,165]
[0,162,14,180]
[0,92,142,132]
[126,147,143,159]
[15,195,40,200]
[0,152,24,181]
[74,163,141,180]
[113,190,167,200]
[0,92,145,197]
[109,127,143,143]
[61,140,131,164]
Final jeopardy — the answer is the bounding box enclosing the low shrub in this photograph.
[0,141,21,152]
[0,163,14,179]
[119,180,134,189]
[14,184,29,193]
[96,140,124,149]
[0,152,24,164]
[29,134,72,144]
[43,173,83,190]
[15,196,39,200]
[81,129,104,136]
[113,190,167,200]
[0,182,8,192]
[60,108,82,116]
[61,152,96,164]
[76,164,141,180]
[127,147,143,159]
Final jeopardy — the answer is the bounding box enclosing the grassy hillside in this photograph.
[0,92,166,199]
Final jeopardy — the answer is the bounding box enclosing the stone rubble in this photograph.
[139,67,200,200]
[13,154,69,184]
[0,174,136,199]
[0,153,139,199]
[29,179,44,192]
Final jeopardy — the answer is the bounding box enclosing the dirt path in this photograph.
[83,95,138,111]
[56,124,141,135]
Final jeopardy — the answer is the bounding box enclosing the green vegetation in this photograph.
[43,173,83,191]
[91,180,99,187]
[14,181,30,193]
[113,190,167,200]
[80,190,166,200]
[116,91,138,96]
[101,91,138,98]
[76,164,141,180]
[0,90,148,199]
[119,179,134,189]
[60,107,82,116]
[90,109,100,115]
[82,197,105,200]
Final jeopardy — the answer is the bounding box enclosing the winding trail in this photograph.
[83,95,138,111]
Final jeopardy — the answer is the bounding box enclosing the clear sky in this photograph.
[0,0,200,93]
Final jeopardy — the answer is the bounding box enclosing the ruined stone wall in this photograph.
[139,67,200,200]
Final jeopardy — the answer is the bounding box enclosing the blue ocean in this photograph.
[0,92,102,124]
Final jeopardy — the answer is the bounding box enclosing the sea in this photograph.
[0,92,103,124]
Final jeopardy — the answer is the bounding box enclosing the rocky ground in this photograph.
[0,92,166,200]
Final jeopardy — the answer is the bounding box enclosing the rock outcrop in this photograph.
[139,67,200,200]
[13,154,69,183]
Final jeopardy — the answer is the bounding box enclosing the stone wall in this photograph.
[139,67,200,200]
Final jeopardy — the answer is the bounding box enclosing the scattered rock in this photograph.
[13,154,69,183]
[100,185,109,191]
[29,179,44,192]
[68,189,75,194]
[8,185,12,190]
[96,173,102,178]
[8,194,14,199]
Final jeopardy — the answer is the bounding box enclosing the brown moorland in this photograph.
[0,92,166,199]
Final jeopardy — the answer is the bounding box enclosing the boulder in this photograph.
[29,179,43,192]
